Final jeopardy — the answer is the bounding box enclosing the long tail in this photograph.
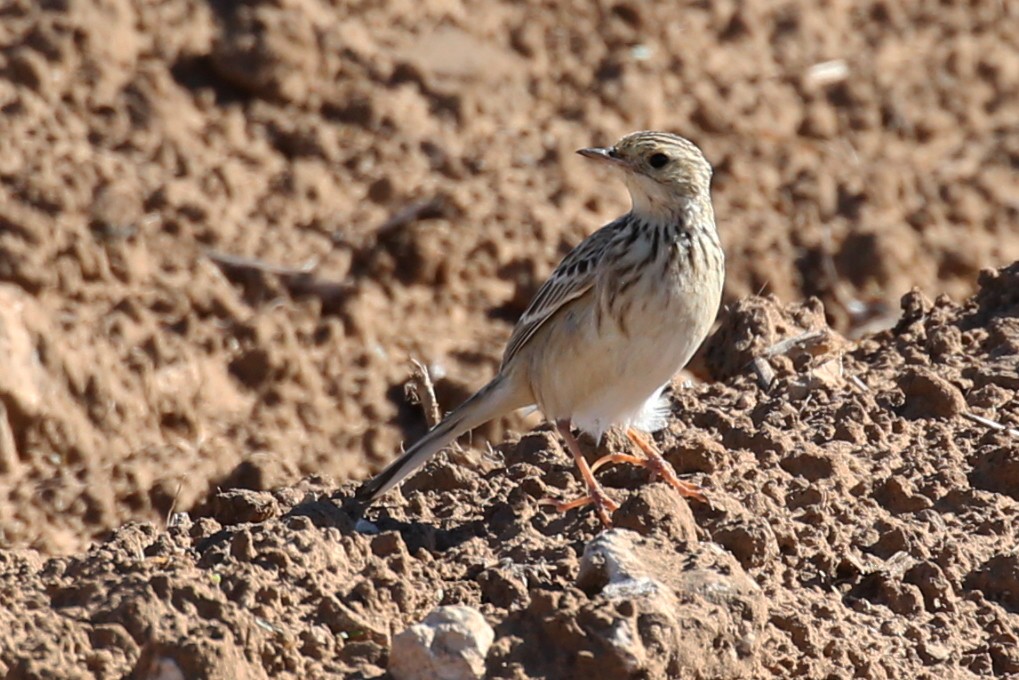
[352,374,526,509]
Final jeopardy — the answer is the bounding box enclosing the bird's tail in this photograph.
[352,374,527,509]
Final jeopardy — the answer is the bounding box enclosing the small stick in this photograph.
[820,223,869,320]
[961,411,1019,438]
[205,249,353,306]
[849,374,869,392]
[375,197,446,238]
[762,329,831,359]
[165,480,183,528]
[204,248,319,278]
[406,359,442,428]
[750,328,828,389]
[335,197,448,250]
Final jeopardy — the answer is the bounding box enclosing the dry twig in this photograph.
[204,249,353,307]
[405,359,442,428]
[849,374,869,392]
[164,480,183,529]
[204,248,319,278]
[333,196,448,252]
[752,329,835,390]
[375,198,447,237]
[761,328,833,359]
[961,411,1019,438]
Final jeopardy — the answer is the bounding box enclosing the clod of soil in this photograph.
[1,0,1018,677]
[1,0,1018,558]
[3,263,1018,678]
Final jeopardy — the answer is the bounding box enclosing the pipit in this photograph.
[353,131,724,525]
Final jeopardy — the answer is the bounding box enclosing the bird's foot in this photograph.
[591,452,645,474]
[590,428,709,504]
[541,485,620,527]
[638,451,708,503]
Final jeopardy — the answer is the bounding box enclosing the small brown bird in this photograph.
[353,131,724,524]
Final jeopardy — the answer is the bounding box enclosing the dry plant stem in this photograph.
[819,221,894,336]
[0,402,17,474]
[204,248,319,277]
[164,480,183,528]
[407,359,442,428]
[374,197,446,236]
[820,223,866,318]
[752,328,840,390]
[761,329,831,359]
[962,411,1019,438]
[205,248,354,305]
[405,360,463,455]
[849,374,869,391]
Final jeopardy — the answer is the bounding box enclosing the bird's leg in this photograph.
[592,427,708,503]
[590,453,645,473]
[542,420,619,526]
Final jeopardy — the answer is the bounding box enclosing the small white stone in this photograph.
[389,605,494,680]
[804,59,850,88]
[147,658,186,680]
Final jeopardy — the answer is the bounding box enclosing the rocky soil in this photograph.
[0,0,1018,678]
[3,265,1019,678]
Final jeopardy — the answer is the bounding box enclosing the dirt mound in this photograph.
[1,0,1018,556]
[1,0,1019,676]
[2,264,1018,678]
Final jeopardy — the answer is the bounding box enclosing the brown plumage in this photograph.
[353,131,724,525]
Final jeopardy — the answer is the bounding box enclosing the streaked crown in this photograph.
[578,131,712,202]
[614,131,711,191]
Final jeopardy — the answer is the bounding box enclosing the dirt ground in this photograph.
[0,0,1018,677]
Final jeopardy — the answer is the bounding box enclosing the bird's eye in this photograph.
[648,153,669,169]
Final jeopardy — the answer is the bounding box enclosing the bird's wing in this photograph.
[501,215,628,368]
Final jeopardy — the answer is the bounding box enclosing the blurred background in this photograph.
[0,0,1016,553]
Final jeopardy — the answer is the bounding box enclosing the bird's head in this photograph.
[578,131,712,218]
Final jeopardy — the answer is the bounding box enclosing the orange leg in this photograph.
[591,453,644,474]
[592,428,708,504]
[541,420,619,526]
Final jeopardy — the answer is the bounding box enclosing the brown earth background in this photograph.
[1,0,1019,678]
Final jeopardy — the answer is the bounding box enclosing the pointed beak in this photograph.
[577,146,627,167]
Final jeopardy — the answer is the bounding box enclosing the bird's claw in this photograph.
[597,429,710,505]
[540,489,620,526]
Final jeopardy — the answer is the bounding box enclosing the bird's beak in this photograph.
[577,146,627,167]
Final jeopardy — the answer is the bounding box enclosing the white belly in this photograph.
[525,261,721,439]
[564,307,703,438]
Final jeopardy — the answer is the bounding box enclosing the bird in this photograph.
[352,131,725,525]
